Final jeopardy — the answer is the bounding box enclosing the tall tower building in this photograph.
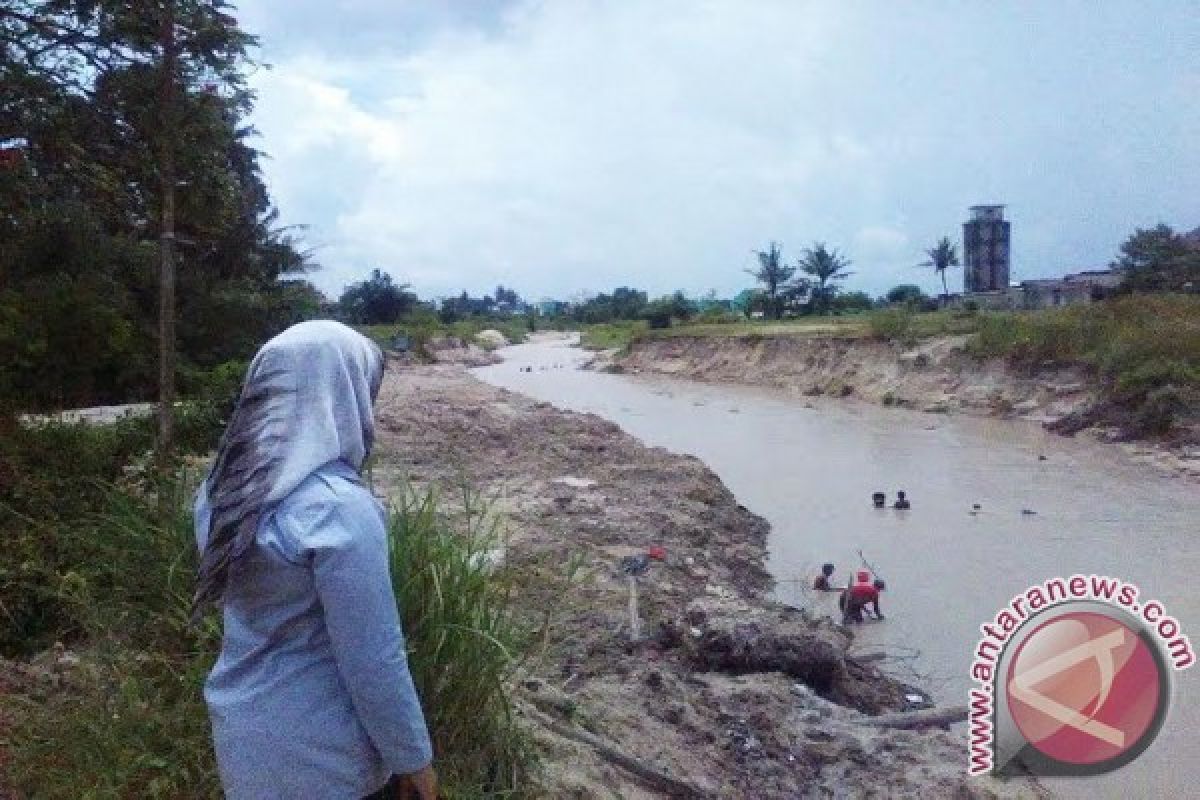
[963,205,1011,292]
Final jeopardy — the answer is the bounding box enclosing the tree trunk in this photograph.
[940,268,949,299]
[156,2,177,503]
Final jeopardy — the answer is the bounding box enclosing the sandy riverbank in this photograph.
[371,361,1041,798]
[600,333,1199,480]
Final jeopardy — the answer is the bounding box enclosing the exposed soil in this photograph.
[603,334,1199,480]
[371,363,1044,798]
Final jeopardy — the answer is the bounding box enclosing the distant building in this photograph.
[963,205,1011,292]
[948,204,1124,310]
[947,268,1125,311]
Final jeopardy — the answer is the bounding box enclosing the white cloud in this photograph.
[245,0,1200,300]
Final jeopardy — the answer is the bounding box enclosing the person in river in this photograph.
[839,571,885,624]
[893,490,911,510]
[813,562,837,591]
[192,320,437,800]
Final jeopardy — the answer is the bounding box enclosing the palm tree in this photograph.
[798,242,853,313]
[745,241,796,319]
[921,237,960,299]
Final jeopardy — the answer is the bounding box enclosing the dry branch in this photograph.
[858,705,967,730]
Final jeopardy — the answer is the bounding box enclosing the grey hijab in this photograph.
[193,320,385,617]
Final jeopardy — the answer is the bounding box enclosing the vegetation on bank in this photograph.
[579,320,649,351]
[967,294,1199,435]
[2,411,534,797]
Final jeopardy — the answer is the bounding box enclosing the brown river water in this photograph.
[474,333,1198,799]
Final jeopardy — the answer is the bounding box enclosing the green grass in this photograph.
[578,319,648,350]
[4,485,224,799]
[388,486,534,797]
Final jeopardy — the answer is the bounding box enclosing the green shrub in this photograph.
[1113,358,1200,400]
[579,320,647,350]
[644,310,671,329]
[1132,386,1191,436]
[867,308,913,342]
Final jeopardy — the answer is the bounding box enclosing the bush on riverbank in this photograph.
[579,320,648,350]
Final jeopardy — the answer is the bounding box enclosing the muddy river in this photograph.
[474,333,1198,798]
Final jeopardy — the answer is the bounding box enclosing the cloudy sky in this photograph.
[237,1,1199,301]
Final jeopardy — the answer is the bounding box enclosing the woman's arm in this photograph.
[306,491,434,779]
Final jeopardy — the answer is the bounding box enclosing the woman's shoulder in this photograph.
[271,464,386,552]
[278,462,378,519]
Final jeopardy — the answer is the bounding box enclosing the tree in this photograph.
[745,242,796,320]
[920,237,960,299]
[1113,224,1200,292]
[1,1,258,472]
[831,291,873,313]
[568,287,648,324]
[610,287,648,319]
[885,284,928,307]
[731,288,761,318]
[798,242,852,313]
[338,270,417,324]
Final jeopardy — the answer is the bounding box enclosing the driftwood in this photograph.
[526,706,713,799]
[858,705,968,730]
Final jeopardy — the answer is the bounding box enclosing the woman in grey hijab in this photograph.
[194,320,437,800]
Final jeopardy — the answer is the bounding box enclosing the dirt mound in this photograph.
[474,329,510,349]
[423,336,501,366]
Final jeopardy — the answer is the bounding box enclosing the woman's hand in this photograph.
[394,765,438,800]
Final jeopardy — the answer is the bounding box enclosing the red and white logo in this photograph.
[1005,610,1164,768]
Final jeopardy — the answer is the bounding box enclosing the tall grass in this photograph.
[388,486,535,797]
[966,294,1200,422]
[955,294,1199,434]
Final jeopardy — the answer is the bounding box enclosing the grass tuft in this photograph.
[388,485,536,797]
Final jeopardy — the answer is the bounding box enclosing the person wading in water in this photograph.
[812,562,838,591]
[193,320,437,800]
[839,571,886,624]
